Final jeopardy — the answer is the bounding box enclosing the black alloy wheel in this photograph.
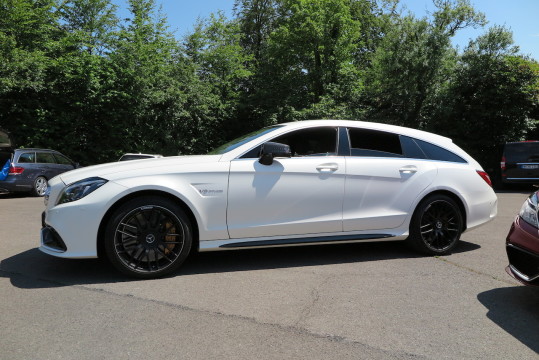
[407,194,463,255]
[104,196,192,278]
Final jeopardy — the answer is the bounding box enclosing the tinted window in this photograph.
[415,139,467,163]
[210,126,283,155]
[119,155,154,161]
[36,152,56,163]
[504,142,539,162]
[18,152,35,163]
[348,128,403,157]
[54,154,73,165]
[400,136,427,159]
[271,127,337,157]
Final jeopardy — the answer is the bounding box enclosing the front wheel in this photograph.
[104,196,193,278]
[407,194,463,255]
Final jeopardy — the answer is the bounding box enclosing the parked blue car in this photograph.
[0,147,78,196]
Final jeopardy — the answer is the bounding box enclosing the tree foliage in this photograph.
[0,0,538,172]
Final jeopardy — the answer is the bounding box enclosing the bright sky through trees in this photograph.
[111,0,539,60]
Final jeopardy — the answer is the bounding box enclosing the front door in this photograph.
[227,127,345,239]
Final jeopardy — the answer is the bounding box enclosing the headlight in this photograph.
[520,193,539,228]
[57,177,107,205]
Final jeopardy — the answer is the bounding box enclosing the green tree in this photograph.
[365,0,486,128]
[0,0,62,147]
[107,0,188,158]
[183,12,253,146]
[432,26,539,172]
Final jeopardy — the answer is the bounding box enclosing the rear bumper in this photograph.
[0,176,32,193]
[506,216,539,286]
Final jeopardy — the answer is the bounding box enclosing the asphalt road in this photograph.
[1,190,538,359]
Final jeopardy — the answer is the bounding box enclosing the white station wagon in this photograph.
[40,120,497,278]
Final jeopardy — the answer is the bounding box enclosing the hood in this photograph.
[59,154,222,185]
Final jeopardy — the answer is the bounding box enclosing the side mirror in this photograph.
[259,142,292,165]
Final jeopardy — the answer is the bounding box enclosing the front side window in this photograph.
[18,152,35,163]
[241,127,338,159]
[274,127,337,157]
[348,128,403,157]
[54,154,73,165]
[36,152,56,164]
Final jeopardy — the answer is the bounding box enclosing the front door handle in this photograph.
[399,165,418,174]
[316,163,339,172]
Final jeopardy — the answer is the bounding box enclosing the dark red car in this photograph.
[506,191,539,286]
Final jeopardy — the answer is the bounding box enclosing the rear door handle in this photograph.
[399,165,418,174]
[316,163,339,172]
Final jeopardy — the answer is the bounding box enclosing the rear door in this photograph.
[342,128,438,231]
[35,152,60,179]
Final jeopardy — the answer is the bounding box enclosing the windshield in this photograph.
[504,142,539,162]
[208,126,283,155]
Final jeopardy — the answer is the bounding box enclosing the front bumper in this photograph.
[506,216,539,286]
[39,179,130,259]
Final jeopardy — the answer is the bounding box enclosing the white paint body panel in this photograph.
[227,157,345,238]
[39,120,497,259]
[343,157,438,231]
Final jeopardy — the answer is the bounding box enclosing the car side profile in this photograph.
[1,148,78,196]
[40,120,498,278]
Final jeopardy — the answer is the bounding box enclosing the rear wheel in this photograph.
[407,194,463,255]
[104,196,192,278]
[32,176,47,196]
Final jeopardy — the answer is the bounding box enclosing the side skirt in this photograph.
[200,234,407,251]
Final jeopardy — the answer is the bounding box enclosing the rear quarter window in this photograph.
[414,139,467,163]
[18,152,35,163]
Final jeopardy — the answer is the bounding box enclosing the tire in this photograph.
[104,196,193,279]
[32,176,48,197]
[407,194,463,255]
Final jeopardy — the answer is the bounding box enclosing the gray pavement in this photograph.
[1,191,538,359]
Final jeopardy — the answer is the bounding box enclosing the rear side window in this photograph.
[18,152,35,163]
[347,128,403,157]
[504,142,539,162]
[400,136,427,159]
[36,152,56,164]
[414,139,467,163]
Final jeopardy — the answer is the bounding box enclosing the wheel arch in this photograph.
[96,190,200,258]
[416,190,468,232]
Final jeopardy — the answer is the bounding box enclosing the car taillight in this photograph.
[8,166,24,175]
[500,156,506,171]
[477,170,492,187]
